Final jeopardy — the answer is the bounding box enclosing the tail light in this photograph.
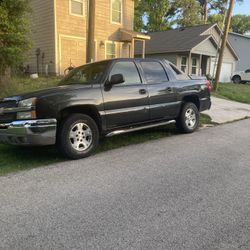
[205,80,212,93]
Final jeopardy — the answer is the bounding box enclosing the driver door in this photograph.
[102,61,150,129]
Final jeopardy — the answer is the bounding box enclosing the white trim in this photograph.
[69,0,85,17]
[54,0,58,74]
[105,41,118,59]
[110,0,123,25]
[180,56,188,73]
[59,34,86,75]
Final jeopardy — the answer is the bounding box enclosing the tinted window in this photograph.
[109,61,141,85]
[59,61,108,85]
[141,62,169,83]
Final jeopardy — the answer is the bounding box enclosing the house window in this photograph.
[70,0,84,16]
[105,41,117,59]
[181,56,187,73]
[192,58,197,75]
[111,0,122,24]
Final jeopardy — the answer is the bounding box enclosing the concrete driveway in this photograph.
[203,96,250,124]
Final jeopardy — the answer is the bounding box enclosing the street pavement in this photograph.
[203,96,250,124]
[0,119,250,250]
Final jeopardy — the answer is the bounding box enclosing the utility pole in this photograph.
[214,0,234,92]
[86,0,95,63]
[204,0,208,24]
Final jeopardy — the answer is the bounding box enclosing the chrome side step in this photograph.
[105,120,176,137]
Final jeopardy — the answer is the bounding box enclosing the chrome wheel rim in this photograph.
[69,122,92,152]
[185,108,197,129]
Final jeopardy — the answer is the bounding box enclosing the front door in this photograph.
[102,61,150,129]
[140,60,178,120]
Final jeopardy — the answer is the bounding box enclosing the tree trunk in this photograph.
[0,68,11,94]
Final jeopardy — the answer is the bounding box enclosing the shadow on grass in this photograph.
[0,114,212,175]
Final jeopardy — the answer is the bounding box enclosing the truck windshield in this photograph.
[59,61,109,85]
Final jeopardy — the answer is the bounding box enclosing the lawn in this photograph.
[0,115,211,175]
[0,76,212,175]
[214,82,250,104]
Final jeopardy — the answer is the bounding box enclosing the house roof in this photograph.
[144,24,215,54]
[120,29,151,42]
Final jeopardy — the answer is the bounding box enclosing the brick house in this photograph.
[27,0,150,75]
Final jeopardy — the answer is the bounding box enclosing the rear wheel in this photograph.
[176,102,199,133]
[57,114,99,159]
[232,75,241,84]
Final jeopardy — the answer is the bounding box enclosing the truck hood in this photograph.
[3,84,92,102]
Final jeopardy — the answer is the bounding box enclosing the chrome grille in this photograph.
[0,100,17,123]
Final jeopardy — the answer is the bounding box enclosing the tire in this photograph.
[56,114,99,159]
[232,75,241,84]
[176,102,199,133]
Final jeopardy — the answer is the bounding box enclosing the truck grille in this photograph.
[0,100,17,123]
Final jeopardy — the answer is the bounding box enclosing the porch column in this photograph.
[142,40,145,59]
[188,52,192,75]
[131,38,135,58]
[199,54,202,76]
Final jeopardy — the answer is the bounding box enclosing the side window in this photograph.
[141,61,169,83]
[109,61,141,85]
[245,69,250,73]
[111,0,122,24]
[70,0,85,16]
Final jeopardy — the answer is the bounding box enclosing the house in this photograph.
[136,24,238,82]
[228,32,250,71]
[26,0,150,75]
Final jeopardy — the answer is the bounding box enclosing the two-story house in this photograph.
[27,0,150,75]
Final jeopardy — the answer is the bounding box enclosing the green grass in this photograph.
[0,76,61,98]
[213,83,250,104]
[0,114,211,175]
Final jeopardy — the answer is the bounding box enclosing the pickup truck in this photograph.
[0,58,211,159]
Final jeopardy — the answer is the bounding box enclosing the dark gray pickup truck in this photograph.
[0,58,211,159]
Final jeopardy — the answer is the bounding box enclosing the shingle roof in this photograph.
[144,24,215,54]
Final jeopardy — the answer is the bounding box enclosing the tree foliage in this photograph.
[0,0,31,76]
[231,14,250,34]
[135,0,246,32]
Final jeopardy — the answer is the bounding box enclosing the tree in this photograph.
[134,0,175,32]
[174,0,203,27]
[231,14,250,34]
[0,0,31,86]
[208,14,225,29]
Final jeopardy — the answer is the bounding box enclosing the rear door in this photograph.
[139,60,178,120]
[102,60,150,129]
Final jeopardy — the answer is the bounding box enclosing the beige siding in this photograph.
[192,38,217,56]
[26,0,55,74]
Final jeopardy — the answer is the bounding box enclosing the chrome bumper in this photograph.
[0,119,57,146]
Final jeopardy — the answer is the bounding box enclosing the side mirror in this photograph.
[110,74,125,86]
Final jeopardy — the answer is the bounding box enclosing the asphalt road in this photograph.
[0,119,250,250]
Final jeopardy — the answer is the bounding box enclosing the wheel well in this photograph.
[232,75,241,79]
[58,105,102,132]
[182,95,200,110]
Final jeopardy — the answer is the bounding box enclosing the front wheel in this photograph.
[57,114,99,159]
[232,75,241,84]
[176,102,199,133]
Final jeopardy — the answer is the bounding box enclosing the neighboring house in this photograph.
[136,24,238,82]
[26,0,150,75]
[228,32,250,71]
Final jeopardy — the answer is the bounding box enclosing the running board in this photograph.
[105,120,176,137]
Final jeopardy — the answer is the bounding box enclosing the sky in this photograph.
[233,1,250,15]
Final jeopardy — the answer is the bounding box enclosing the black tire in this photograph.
[176,102,199,133]
[232,75,241,84]
[56,114,99,159]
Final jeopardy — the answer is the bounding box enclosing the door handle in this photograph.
[166,87,173,92]
[139,89,147,95]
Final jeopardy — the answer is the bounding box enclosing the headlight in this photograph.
[18,97,37,108]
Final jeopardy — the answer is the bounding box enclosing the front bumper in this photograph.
[0,119,57,146]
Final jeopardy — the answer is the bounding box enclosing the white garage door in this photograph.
[210,60,233,83]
